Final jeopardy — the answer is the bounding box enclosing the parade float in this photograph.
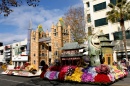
[40,30,128,85]
[1,62,41,77]
[1,44,41,77]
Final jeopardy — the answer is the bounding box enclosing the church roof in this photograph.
[57,18,65,27]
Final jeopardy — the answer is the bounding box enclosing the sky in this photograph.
[0,0,83,45]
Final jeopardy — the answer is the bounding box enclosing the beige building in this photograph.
[30,18,71,70]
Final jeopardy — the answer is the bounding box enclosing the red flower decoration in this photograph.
[49,66,62,71]
[95,64,110,74]
[94,74,111,83]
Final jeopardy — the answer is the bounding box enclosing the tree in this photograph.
[0,0,40,16]
[63,7,86,44]
[106,0,130,61]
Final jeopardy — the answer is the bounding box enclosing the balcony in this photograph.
[5,58,11,61]
[4,50,11,53]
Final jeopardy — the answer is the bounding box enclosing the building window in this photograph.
[87,14,91,23]
[108,57,111,65]
[34,60,36,64]
[110,0,116,5]
[86,2,90,7]
[54,32,57,36]
[41,45,44,49]
[94,2,106,12]
[42,53,44,56]
[113,31,123,40]
[126,30,130,39]
[54,29,56,32]
[113,30,130,40]
[95,18,108,27]
[0,50,3,55]
[49,46,51,51]
[54,51,58,56]
[88,27,92,35]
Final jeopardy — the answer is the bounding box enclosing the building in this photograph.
[51,18,71,64]
[0,46,5,64]
[4,44,12,64]
[11,39,28,69]
[30,18,71,70]
[0,39,28,67]
[30,24,50,70]
[83,0,130,61]
[60,42,85,66]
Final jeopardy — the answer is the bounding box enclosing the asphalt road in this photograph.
[0,68,97,86]
[0,74,99,86]
[0,67,130,86]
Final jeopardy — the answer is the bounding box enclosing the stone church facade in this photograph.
[30,18,71,70]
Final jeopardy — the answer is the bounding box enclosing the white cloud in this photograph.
[0,6,64,44]
[0,0,83,45]
[0,33,27,45]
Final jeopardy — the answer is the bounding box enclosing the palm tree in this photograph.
[106,0,130,61]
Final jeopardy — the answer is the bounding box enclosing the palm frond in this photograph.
[108,3,115,9]
[107,14,117,23]
[122,0,127,5]
[116,3,122,8]
[126,14,130,19]
[117,0,123,3]
[126,1,130,7]
[106,11,111,16]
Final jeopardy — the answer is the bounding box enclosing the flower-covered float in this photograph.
[1,62,41,77]
[40,31,128,85]
[1,44,41,77]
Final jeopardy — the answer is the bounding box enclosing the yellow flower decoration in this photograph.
[65,67,83,82]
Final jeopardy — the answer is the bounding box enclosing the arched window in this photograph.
[34,60,36,64]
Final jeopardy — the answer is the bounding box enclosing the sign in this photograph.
[12,56,28,61]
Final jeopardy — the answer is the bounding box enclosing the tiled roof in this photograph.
[61,42,83,50]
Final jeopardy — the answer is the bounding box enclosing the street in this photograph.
[0,68,97,86]
[0,68,130,86]
[0,74,98,86]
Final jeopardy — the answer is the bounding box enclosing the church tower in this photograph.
[51,18,71,63]
[30,25,46,70]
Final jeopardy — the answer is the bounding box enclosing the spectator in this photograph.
[40,61,48,78]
